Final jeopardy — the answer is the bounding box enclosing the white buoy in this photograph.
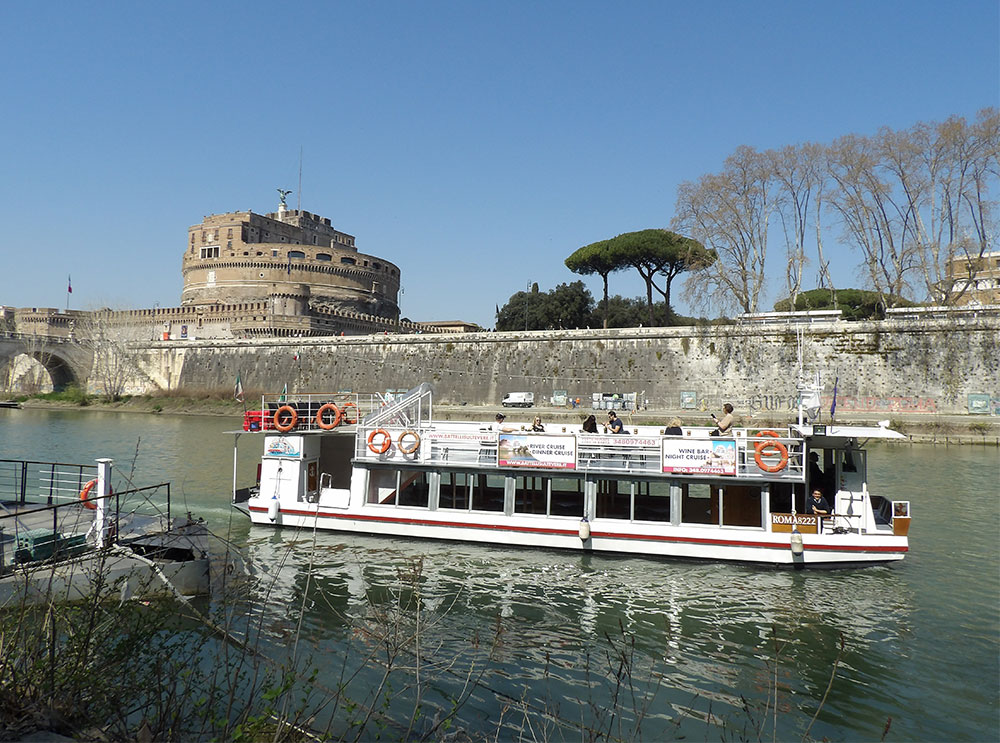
[790,529,804,556]
[579,517,591,541]
[267,497,279,522]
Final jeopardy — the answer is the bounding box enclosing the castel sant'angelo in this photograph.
[6,195,466,341]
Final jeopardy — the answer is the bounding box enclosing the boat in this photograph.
[1,456,213,605]
[230,383,911,567]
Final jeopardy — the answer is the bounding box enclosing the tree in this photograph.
[495,282,594,331]
[673,145,776,314]
[773,288,914,320]
[604,229,713,326]
[771,143,824,311]
[565,240,622,329]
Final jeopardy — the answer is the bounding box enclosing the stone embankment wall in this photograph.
[130,315,1000,417]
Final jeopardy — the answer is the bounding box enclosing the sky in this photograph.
[1,1,997,328]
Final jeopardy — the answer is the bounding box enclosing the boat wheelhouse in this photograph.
[231,384,911,567]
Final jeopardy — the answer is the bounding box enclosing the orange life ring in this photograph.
[367,428,391,454]
[315,403,342,430]
[273,405,298,432]
[79,479,98,510]
[397,430,421,454]
[754,430,781,452]
[754,439,789,473]
[340,401,358,424]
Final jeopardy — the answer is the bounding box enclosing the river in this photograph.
[1,407,997,741]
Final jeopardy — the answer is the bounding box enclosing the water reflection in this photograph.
[241,528,917,738]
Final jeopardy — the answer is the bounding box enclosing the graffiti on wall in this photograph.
[688,393,943,415]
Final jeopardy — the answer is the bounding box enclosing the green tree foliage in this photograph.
[565,239,621,329]
[496,281,594,331]
[596,296,677,328]
[773,288,915,320]
[604,229,714,325]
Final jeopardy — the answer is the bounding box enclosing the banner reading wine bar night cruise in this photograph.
[662,438,737,475]
[498,434,577,469]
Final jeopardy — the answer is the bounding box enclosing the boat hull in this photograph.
[245,501,906,567]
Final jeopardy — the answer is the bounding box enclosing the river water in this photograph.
[1,408,997,741]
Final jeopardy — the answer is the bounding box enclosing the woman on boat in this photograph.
[581,414,598,433]
[664,417,683,436]
[531,416,545,432]
[710,403,734,436]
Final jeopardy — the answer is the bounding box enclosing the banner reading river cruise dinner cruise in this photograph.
[498,434,577,469]
[662,438,737,475]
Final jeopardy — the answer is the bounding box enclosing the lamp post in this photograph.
[525,280,530,332]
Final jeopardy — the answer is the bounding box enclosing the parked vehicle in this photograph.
[502,392,534,408]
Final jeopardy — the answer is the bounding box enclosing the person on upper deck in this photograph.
[805,489,832,515]
[494,413,516,433]
[531,416,545,432]
[664,417,683,436]
[605,410,624,434]
[808,451,825,486]
[582,415,598,433]
[709,403,734,436]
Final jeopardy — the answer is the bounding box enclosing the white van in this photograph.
[501,392,535,408]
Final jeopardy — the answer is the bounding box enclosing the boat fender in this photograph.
[267,496,279,522]
[790,529,804,556]
[578,517,591,541]
[79,479,99,511]
[316,403,342,430]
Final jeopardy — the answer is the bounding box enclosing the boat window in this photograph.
[769,482,805,514]
[596,479,631,520]
[550,478,584,517]
[471,474,504,512]
[721,484,762,527]
[367,468,399,505]
[634,481,672,522]
[681,482,715,524]
[439,472,471,510]
[514,475,548,515]
[398,471,430,508]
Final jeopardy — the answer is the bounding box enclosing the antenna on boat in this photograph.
[795,328,822,426]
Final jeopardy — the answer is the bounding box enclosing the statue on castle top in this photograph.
[277,188,293,206]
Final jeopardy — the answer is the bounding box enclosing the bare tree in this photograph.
[674,145,775,314]
[771,143,824,310]
[81,310,154,400]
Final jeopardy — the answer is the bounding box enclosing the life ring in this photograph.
[754,439,789,473]
[367,428,391,454]
[315,403,342,430]
[273,405,298,433]
[397,430,421,454]
[754,430,781,452]
[340,401,358,424]
[79,479,99,510]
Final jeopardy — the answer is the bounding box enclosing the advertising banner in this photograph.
[662,438,737,475]
[499,434,577,469]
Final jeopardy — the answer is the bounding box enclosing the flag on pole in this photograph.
[67,275,72,294]
[234,373,244,403]
[830,376,839,419]
[279,383,287,402]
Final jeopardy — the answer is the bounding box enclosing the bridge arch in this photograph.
[0,336,92,393]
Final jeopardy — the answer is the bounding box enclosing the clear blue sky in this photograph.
[1,1,996,328]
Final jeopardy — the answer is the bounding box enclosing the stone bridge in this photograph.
[0,332,94,392]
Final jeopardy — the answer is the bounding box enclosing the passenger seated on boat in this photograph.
[805,489,832,516]
[605,411,624,434]
[664,418,683,436]
[709,403,734,436]
[494,413,516,432]
[531,416,545,432]
[582,415,598,433]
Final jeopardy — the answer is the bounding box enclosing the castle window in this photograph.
[227,228,233,238]
[288,250,306,259]
[341,257,356,266]
[272,250,278,257]
[200,246,220,259]
[227,241,232,249]
[316,253,332,262]
[373,262,382,270]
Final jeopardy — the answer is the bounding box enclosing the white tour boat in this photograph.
[231,383,911,567]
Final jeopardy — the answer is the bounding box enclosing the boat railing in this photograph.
[0,461,177,572]
[353,425,806,480]
[249,392,385,432]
